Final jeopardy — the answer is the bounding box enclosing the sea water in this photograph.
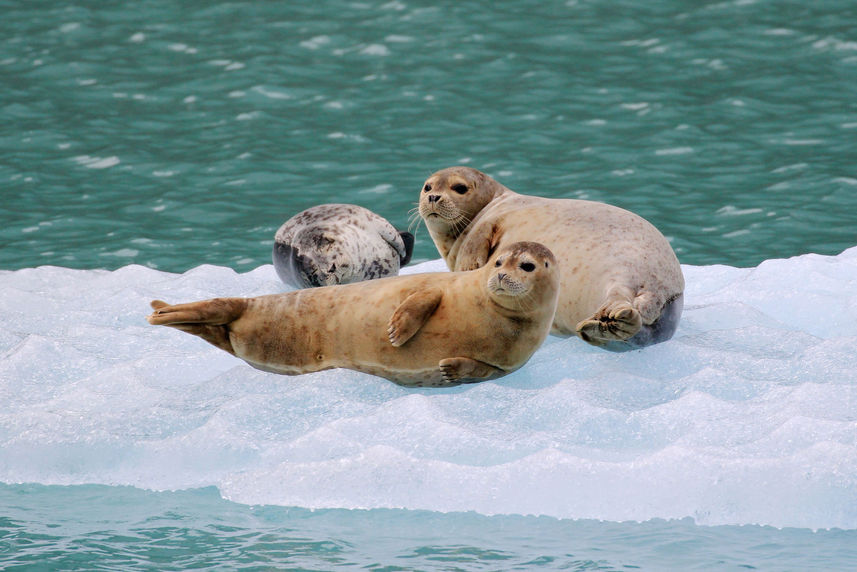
[2,0,857,569]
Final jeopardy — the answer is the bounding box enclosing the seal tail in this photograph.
[147,298,248,355]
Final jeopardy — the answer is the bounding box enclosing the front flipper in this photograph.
[376,220,414,265]
[387,288,443,347]
[398,231,415,265]
[438,357,504,384]
[454,223,502,271]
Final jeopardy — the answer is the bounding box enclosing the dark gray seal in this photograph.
[273,204,414,288]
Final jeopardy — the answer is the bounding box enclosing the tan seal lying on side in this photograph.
[419,166,685,350]
[146,242,559,387]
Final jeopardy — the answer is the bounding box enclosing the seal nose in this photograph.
[497,272,507,282]
[428,194,441,203]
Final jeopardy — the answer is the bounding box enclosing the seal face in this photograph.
[419,166,686,351]
[147,241,559,387]
[272,204,414,288]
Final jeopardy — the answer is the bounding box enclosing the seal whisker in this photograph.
[452,213,472,236]
[407,206,424,235]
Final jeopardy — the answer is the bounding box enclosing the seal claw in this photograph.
[576,302,642,344]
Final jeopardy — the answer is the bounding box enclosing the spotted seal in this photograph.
[148,241,560,387]
[418,166,684,351]
[272,204,414,288]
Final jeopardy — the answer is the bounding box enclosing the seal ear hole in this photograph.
[451,183,468,194]
[520,262,536,272]
[423,184,432,193]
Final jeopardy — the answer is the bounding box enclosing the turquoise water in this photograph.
[3,0,857,569]
[2,0,855,272]
[3,484,856,571]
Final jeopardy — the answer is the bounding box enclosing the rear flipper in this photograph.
[577,293,684,352]
[576,301,642,346]
[438,357,505,385]
[147,298,248,355]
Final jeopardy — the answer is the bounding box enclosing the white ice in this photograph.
[1,248,856,530]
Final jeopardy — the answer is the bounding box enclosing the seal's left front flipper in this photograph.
[438,357,504,384]
[455,223,503,271]
[387,288,443,347]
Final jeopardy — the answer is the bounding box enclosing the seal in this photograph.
[418,166,685,351]
[272,204,415,288]
[147,241,560,387]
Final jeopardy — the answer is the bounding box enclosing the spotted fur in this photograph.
[273,204,414,288]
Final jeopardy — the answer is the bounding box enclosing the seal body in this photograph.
[272,204,414,288]
[418,166,685,350]
[148,242,559,387]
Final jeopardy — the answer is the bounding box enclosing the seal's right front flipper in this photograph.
[146,297,248,355]
[387,288,443,347]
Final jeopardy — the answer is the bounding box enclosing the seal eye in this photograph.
[451,183,468,194]
[423,184,432,193]
[494,259,502,267]
[520,262,535,272]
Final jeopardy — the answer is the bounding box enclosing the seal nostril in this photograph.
[428,194,440,203]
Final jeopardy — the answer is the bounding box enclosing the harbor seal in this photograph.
[147,241,559,387]
[418,166,685,351]
[273,204,414,288]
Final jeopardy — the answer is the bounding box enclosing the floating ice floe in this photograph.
[0,247,855,529]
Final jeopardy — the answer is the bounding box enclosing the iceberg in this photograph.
[1,248,856,530]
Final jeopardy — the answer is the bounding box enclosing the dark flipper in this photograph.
[272,242,314,288]
[602,294,684,353]
[398,231,415,266]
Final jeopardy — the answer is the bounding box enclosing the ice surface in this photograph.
[1,249,856,529]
